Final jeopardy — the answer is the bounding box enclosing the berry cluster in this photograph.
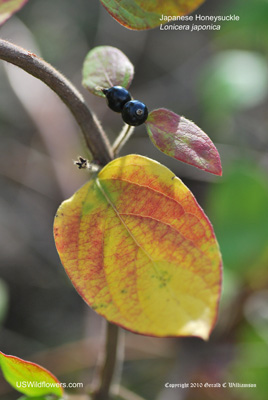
[102,86,148,126]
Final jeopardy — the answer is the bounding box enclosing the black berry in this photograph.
[103,86,132,113]
[121,100,148,126]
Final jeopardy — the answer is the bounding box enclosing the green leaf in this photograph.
[54,154,222,339]
[0,0,28,25]
[145,108,222,175]
[99,0,205,30]
[82,46,134,97]
[0,351,63,398]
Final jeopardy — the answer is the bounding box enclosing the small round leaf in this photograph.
[82,46,134,97]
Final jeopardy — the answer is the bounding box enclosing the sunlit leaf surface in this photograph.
[0,0,28,25]
[82,46,134,97]
[146,108,222,175]
[99,0,205,30]
[0,351,63,397]
[54,155,222,339]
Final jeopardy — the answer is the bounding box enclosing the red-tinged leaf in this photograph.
[82,46,134,97]
[99,0,205,30]
[0,0,28,25]
[0,351,63,397]
[54,155,222,339]
[145,108,222,175]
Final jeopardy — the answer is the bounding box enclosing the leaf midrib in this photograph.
[95,177,213,305]
[98,176,214,263]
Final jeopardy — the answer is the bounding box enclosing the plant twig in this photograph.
[92,322,124,400]
[113,124,134,156]
[0,39,113,165]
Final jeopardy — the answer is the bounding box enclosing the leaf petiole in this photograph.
[112,124,134,155]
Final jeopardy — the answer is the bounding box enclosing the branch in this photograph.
[0,39,113,165]
[92,322,124,400]
[0,39,127,399]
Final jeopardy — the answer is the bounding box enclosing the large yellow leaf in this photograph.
[54,155,222,339]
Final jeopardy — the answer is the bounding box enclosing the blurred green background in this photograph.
[0,0,268,399]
